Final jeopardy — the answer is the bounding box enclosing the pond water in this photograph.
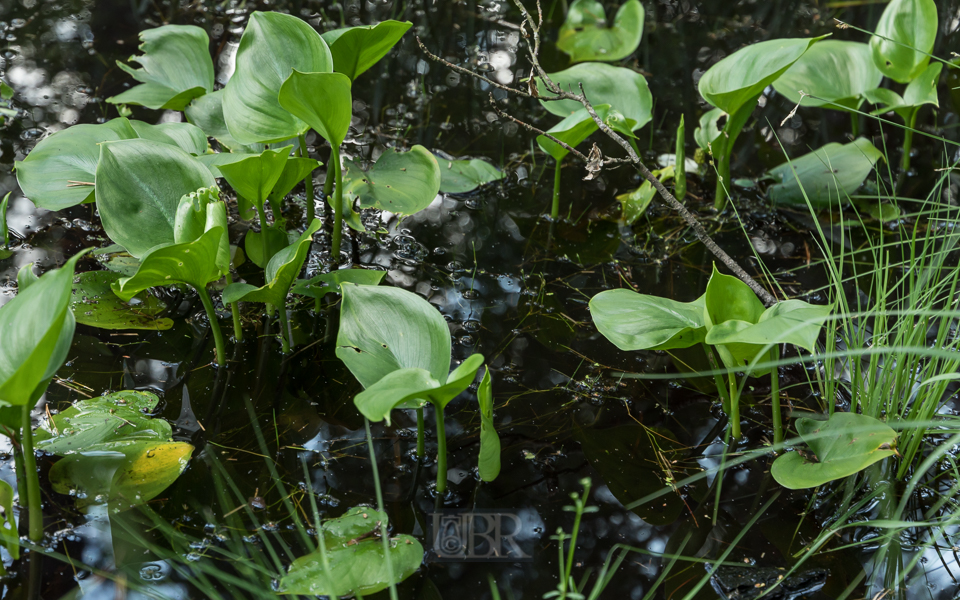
[1,0,960,598]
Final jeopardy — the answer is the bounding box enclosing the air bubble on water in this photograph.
[185,552,201,562]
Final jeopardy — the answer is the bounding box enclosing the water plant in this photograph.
[0,251,86,541]
[556,0,643,64]
[336,283,493,494]
[696,37,821,207]
[590,264,832,440]
[0,192,10,261]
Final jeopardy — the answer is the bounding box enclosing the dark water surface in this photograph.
[1,0,960,598]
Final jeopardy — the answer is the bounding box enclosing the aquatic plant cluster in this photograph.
[0,0,956,597]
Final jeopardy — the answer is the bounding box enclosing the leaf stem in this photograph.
[224,271,242,342]
[277,302,292,354]
[551,161,562,219]
[254,201,269,265]
[363,418,399,600]
[21,404,42,542]
[330,146,343,267]
[729,374,741,439]
[299,134,316,224]
[416,407,425,459]
[434,406,448,495]
[196,285,226,367]
[901,109,918,175]
[771,345,782,446]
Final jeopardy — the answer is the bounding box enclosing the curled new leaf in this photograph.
[477,367,500,482]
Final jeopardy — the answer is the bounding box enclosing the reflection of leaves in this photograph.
[575,423,686,526]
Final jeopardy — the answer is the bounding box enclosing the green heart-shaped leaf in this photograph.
[337,283,451,388]
[278,70,353,148]
[36,390,168,450]
[698,37,822,116]
[127,120,208,155]
[354,353,484,423]
[703,299,832,353]
[537,63,652,131]
[96,139,216,258]
[771,413,897,489]
[222,219,321,307]
[222,12,333,144]
[589,288,706,351]
[217,147,291,206]
[767,137,883,207]
[773,41,882,110]
[536,104,635,161]
[185,90,264,152]
[267,156,322,207]
[244,224,291,269]
[342,145,441,215]
[434,156,504,194]
[112,227,225,301]
[107,25,214,110]
[869,0,937,83]
[557,0,643,64]
[70,271,172,331]
[320,20,412,81]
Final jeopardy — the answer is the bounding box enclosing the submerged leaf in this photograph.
[537,63,652,131]
[107,25,214,110]
[435,157,505,194]
[771,413,898,489]
[557,0,643,64]
[70,271,172,331]
[342,146,441,215]
[767,138,883,207]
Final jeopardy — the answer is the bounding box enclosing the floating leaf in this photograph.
[222,220,321,308]
[35,390,169,450]
[336,283,451,388]
[557,0,643,64]
[291,268,385,300]
[70,271,172,331]
[537,63,652,130]
[222,12,333,144]
[0,252,83,407]
[698,37,822,116]
[217,147,290,207]
[434,156,504,194]
[281,506,423,597]
[342,146,441,215]
[773,41,882,110]
[477,367,500,482]
[278,70,353,148]
[771,413,898,489]
[869,0,937,84]
[320,20,412,81]
[589,288,706,351]
[95,139,216,257]
[107,25,213,110]
[767,138,883,207]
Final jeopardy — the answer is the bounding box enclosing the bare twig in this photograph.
[488,94,589,162]
[420,1,778,307]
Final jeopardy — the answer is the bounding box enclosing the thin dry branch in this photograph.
[418,2,778,307]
